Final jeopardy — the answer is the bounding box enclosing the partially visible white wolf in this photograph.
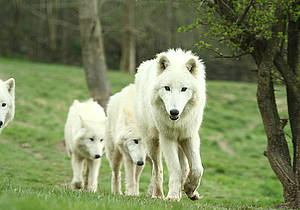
[135,49,206,201]
[0,78,15,134]
[64,99,106,192]
[105,84,146,196]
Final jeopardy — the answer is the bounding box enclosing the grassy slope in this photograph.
[0,57,286,209]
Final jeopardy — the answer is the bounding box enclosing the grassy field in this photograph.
[0,57,286,209]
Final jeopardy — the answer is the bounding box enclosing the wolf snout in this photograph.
[169,109,179,120]
[137,160,144,166]
[0,121,3,128]
[94,154,101,159]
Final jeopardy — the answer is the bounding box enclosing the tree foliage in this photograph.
[181,0,299,57]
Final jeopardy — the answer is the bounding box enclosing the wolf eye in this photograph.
[181,87,187,92]
[1,103,6,107]
[164,86,170,91]
[100,139,104,142]
[89,138,94,141]
[133,139,139,144]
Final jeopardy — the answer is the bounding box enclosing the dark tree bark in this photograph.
[78,0,111,109]
[120,0,136,74]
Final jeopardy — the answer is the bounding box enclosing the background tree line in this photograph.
[0,0,255,82]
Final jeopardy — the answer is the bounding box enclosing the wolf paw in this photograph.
[165,194,181,201]
[71,181,83,190]
[125,189,138,196]
[112,191,123,195]
[151,192,164,199]
[186,191,203,201]
[87,185,97,193]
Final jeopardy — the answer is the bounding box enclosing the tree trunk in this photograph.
[255,44,296,203]
[61,0,69,65]
[120,0,136,74]
[286,15,300,206]
[78,0,111,109]
[165,0,174,48]
[251,7,300,207]
[254,34,300,208]
[12,0,22,54]
[47,0,57,51]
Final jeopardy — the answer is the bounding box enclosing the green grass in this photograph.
[0,57,286,209]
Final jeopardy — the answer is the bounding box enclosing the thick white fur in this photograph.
[105,84,146,196]
[134,49,206,201]
[64,99,106,192]
[0,78,15,134]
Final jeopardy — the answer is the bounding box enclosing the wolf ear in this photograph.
[74,128,85,141]
[123,108,133,126]
[157,55,170,75]
[5,78,15,97]
[186,58,197,76]
[78,115,87,128]
[73,99,79,105]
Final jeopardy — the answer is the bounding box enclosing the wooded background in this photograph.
[0,0,256,81]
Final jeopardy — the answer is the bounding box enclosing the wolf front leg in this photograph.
[124,155,136,195]
[110,149,123,195]
[178,147,189,189]
[135,164,144,195]
[146,138,164,199]
[86,158,101,192]
[160,136,182,201]
[146,156,154,196]
[71,154,84,190]
[181,134,204,200]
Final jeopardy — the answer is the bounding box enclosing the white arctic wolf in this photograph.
[64,99,106,192]
[105,84,146,196]
[0,78,15,134]
[134,49,206,201]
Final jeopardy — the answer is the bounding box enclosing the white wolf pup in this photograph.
[64,99,106,192]
[135,49,206,201]
[0,78,15,134]
[105,84,146,196]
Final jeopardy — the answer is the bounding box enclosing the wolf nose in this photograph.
[137,161,144,166]
[94,154,101,159]
[0,121,3,127]
[170,109,179,116]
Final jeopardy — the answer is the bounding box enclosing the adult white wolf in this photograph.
[105,84,146,196]
[0,78,15,134]
[64,99,106,192]
[134,49,206,201]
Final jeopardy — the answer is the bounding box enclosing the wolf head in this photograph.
[118,108,146,166]
[153,49,205,121]
[123,134,146,166]
[0,78,15,133]
[74,116,105,160]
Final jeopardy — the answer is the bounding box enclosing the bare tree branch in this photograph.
[198,45,249,59]
[274,52,300,98]
[235,0,254,25]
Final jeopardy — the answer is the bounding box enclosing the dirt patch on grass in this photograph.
[206,134,236,155]
[21,142,45,159]
[222,94,237,101]
[35,98,48,106]
[0,137,9,144]
[55,139,66,154]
